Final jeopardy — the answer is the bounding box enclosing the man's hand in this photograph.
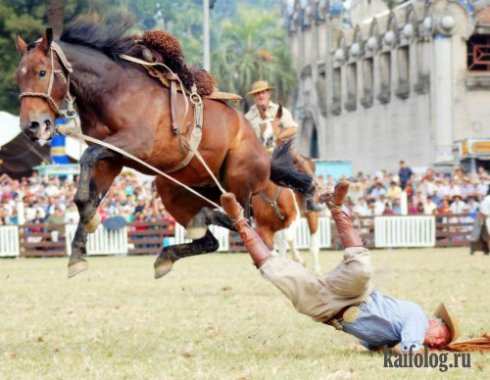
[220,192,244,223]
[220,192,272,268]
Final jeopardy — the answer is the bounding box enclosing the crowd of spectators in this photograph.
[1,160,490,226]
[0,171,171,226]
[319,161,490,219]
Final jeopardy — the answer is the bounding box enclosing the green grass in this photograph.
[0,248,489,380]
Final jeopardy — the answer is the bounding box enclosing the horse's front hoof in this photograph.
[84,213,100,234]
[154,258,174,279]
[67,259,88,278]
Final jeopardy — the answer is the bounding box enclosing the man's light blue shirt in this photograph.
[341,290,429,352]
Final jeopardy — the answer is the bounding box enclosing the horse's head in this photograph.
[16,29,71,143]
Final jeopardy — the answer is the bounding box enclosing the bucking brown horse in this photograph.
[15,20,315,278]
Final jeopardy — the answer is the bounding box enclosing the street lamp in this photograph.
[203,0,211,70]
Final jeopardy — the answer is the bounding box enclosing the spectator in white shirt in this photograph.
[423,196,438,215]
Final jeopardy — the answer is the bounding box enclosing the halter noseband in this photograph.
[19,41,76,117]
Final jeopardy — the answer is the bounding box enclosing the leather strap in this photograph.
[169,76,180,134]
[258,187,285,221]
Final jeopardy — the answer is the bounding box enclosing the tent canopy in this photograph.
[0,111,86,160]
[0,111,21,147]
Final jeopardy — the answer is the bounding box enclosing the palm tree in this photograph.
[211,7,296,109]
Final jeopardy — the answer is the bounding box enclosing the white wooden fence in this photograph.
[295,217,332,249]
[0,216,442,257]
[374,216,436,248]
[65,224,128,256]
[0,226,20,257]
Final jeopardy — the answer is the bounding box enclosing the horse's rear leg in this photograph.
[68,146,121,277]
[153,177,225,278]
[307,212,321,274]
[284,220,304,265]
[154,229,219,279]
[274,230,287,256]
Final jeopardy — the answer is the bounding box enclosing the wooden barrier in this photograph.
[435,213,474,247]
[19,224,66,257]
[127,221,174,255]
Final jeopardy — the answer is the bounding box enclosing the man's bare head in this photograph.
[424,318,451,349]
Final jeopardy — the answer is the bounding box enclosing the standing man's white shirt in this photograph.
[245,102,297,149]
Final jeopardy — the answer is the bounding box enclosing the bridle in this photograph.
[18,41,76,118]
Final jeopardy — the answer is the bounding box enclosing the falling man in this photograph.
[219,182,490,354]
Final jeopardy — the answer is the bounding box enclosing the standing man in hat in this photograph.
[220,182,459,353]
[245,80,322,211]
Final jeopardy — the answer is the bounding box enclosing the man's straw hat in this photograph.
[248,80,273,95]
[434,303,460,345]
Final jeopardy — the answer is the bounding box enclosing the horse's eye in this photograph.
[39,70,47,78]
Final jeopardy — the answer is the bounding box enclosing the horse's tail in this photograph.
[270,140,313,194]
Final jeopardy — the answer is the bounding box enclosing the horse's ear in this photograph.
[16,35,27,55]
[39,28,53,52]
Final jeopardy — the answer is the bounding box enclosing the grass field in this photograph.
[0,248,489,380]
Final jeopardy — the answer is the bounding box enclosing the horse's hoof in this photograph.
[84,213,100,234]
[154,258,173,279]
[67,259,88,278]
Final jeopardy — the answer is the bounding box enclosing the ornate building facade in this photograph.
[286,0,490,173]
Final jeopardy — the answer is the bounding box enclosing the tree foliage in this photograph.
[0,0,295,113]
[211,7,295,109]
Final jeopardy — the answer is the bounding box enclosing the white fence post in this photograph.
[66,224,128,256]
[374,216,436,248]
[0,226,20,257]
[295,217,332,249]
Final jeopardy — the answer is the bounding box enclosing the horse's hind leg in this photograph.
[284,220,304,265]
[153,177,224,278]
[68,146,121,277]
[154,229,219,279]
[274,230,287,256]
[307,212,321,274]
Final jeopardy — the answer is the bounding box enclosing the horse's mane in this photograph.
[61,16,215,95]
[60,15,136,60]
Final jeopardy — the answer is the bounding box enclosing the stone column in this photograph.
[432,34,454,163]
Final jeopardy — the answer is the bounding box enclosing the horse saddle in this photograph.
[128,45,242,102]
